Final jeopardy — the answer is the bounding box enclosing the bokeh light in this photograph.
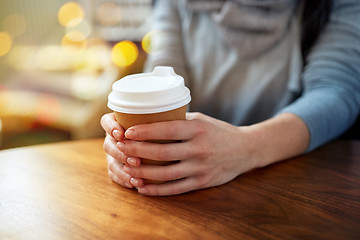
[141,31,151,54]
[0,32,13,57]
[61,35,87,49]
[65,20,91,41]
[141,30,164,54]
[6,44,112,72]
[111,41,138,67]
[7,45,37,70]
[141,30,156,54]
[71,74,98,100]
[58,2,85,27]
[96,2,122,26]
[2,14,27,38]
[36,45,70,71]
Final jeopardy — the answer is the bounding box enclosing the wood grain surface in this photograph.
[1,139,359,240]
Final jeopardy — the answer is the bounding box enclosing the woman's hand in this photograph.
[112,112,257,196]
[101,110,309,196]
[101,113,144,189]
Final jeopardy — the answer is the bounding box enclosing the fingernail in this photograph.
[127,157,138,167]
[116,141,125,151]
[112,130,121,140]
[130,178,138,186]
[125,128,135,138]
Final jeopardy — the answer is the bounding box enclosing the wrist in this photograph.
[242,113,310,169]
[231,126,263,173]
[238,125,268,169]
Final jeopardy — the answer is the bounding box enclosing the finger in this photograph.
[126,156,142,167]
[123,161,201,182]
[130,177,144,188]
[101,113,124,141]
[117,140,201,161]
[124,119,204,141]
[107,155,133,188]
[137,176,205,196]
[103,134,129,165]
[108,170,133,188]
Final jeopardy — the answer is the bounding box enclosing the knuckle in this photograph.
[164,124,176,138]
[198,175,211,188]
[123,141,136,155]
[195,122,208,135]
[155,146,173,160]
[166,168,182,180]
[193,144,210,159]
[115,151,126,164]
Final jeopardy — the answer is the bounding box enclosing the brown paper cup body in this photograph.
[114,105,187,184]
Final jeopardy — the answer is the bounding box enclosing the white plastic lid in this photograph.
[108,66,191,114]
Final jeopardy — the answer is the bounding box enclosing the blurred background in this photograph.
[0,0,154,149]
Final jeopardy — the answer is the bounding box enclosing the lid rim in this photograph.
[108,87,190,107]
[107,96,191,114]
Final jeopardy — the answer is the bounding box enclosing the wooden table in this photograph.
[1,139,359,240]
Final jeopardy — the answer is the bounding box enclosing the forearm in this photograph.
[279,0,360,151]
[245,113,310,168]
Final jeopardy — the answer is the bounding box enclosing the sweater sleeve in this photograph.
[143,0,189,82]
[279,0,360,152]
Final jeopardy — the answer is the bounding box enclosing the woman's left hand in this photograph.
[116,112,257,196]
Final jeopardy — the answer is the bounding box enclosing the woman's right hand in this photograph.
[101,113,143,189]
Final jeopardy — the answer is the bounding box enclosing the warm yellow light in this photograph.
[71,74,98,100]
[6,45,35,70]
[65,20,91,41]
[111,41,138,67]
[58,2,85,27]
[61,35,87,49]
[141,31,153,54]
[2,14,27,38]
[141,30,164,54]
[0,32,12,57]
[65,31,86,42]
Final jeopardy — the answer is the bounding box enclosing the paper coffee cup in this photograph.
[107,66,191,184]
